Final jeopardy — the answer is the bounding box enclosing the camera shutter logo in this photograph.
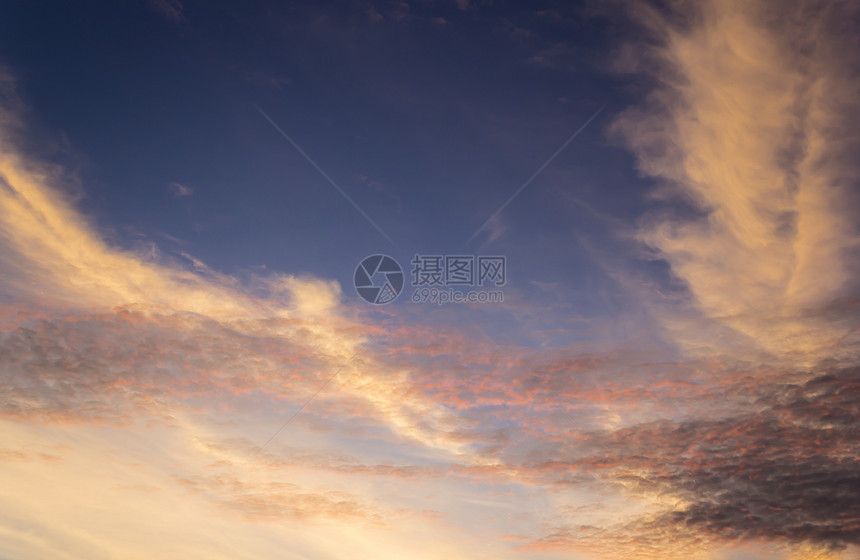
[354,255,404,304]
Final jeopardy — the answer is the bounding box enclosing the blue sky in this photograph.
[0,1,640,292]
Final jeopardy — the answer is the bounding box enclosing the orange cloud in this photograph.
[611,0,860,366]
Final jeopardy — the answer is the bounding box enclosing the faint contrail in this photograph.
[464,104,605,247]
[256,105,396,247]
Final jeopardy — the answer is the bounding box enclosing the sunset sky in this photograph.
[1,1,859,559]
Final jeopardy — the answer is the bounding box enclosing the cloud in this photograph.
[0,67,517,556]
[0,66,484,464]
[366,7,383,24]
[169,181,193,197]
[610,0,860,365]
[529,43,578,68]
[482,213,506,244]
[514,366,860,557]
[147,0,184,23]
[0,96,740,555]
[173,471,387,525]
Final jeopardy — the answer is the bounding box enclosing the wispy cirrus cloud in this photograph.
[0,66,507,558]
[169,181,193,197]
[147,0,184,23]
[0,61,470,456]
[610,0,860,365]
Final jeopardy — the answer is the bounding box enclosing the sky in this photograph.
[0,0,859,559]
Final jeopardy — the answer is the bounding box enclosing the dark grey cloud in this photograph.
[547,367,860,550]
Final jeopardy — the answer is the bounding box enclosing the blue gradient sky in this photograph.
[1,0,642,299]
